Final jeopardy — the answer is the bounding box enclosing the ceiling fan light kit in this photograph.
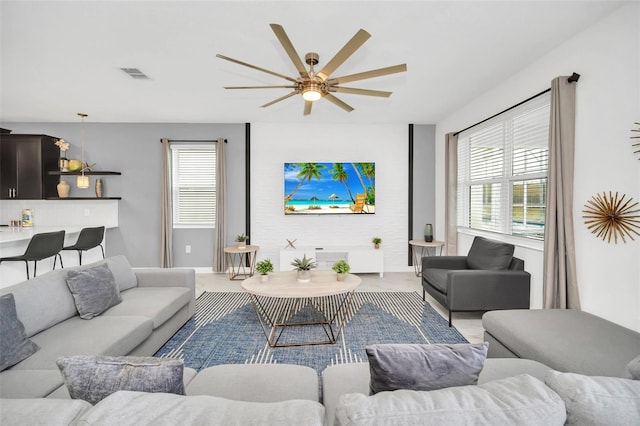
[217,24,407,115]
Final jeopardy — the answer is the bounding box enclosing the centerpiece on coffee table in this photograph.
[291,255,316,283]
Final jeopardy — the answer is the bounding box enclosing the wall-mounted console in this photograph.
[279,246,383,277]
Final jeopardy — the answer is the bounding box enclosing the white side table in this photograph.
[224,245,259,280]
[409,240,444,277]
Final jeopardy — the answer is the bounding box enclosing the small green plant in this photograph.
[255,259,274,275]
[291,255,316,271]
[235,233,249,242]
[372,237,382,245]
[332,260,351,274]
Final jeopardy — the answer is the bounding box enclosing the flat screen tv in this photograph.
[284,162,375,215]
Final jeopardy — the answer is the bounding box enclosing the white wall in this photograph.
[435,4,640,330]
[250,122,411,272]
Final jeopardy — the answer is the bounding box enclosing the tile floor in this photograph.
[196,271,485,343]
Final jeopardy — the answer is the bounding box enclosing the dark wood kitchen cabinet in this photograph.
[1,134,60,199]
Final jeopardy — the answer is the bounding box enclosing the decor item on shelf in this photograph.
[76,113,90,189]
[372,237,382,249]
[57,180,70,198]
[582,191,640,243]
[67,159,83,171]
[332,260,351,281]
[235,233,249,249]
[631,121,639,161]
[95,178,103,198]
[284,238,297,249]
[424,224,433,242]
[55,139,70,171]
[291,255,316,283]
[217,24,406,116]
[255,259,274,283]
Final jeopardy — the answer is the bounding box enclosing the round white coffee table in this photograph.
[241,270,361,347]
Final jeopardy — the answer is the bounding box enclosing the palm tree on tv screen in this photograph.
[285,163,326,200]
[329,163,356,203]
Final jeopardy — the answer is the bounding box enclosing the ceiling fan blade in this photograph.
[224,85,297,89]
[328,64,407,85]
[270,24,309,78]
[260,91,299,108]
[331,87,392,97]
[304,101,313,116]
[317,29,371,81]
[324,93,354,112]
[216,54,298,83]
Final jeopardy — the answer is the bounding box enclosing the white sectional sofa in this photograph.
[0,255,195,398]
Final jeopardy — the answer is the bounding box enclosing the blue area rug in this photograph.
[155,291,468,374]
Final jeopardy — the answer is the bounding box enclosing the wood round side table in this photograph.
[224,244,259,280]
[409,240,444,276]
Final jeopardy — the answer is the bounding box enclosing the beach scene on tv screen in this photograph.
[284,162,375,215]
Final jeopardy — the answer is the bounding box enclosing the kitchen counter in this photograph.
[0,225,95,244]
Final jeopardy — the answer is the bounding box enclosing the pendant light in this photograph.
[76,113,90,189]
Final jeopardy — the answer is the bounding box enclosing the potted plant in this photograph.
[372,237,382,249]
[255,259,274,283]
[291,255,316,283]
[235,233,249,249]
[332,260,351,281]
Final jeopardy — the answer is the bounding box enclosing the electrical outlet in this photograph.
[185,245,191,254]
[84,208,90,217]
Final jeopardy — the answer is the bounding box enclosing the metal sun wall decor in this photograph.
[582,191,640,244]
[632,121,640,160]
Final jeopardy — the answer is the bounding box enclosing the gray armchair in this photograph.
[422,236,530,326]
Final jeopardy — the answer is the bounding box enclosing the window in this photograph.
[170,144,216,227]
[457,93,550,240]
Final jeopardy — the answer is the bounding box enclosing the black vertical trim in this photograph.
[408,124,414,266]
[245,123,251,244]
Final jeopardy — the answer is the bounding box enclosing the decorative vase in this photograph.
[336,273,345,282]
[297,270,311,283]
[59,158,69,172]
[57,180,70,198]
[374,243,380,249]
[237,242,246,249]
[424,224,433,242]
[95,178,103,198]
[260,274,269,283]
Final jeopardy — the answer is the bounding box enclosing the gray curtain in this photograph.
[543,76,581,309]
[212,137,227,272]
[444,132,458,255]
[160,138,173,268]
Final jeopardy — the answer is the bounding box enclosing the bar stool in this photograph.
[62,226,105,265]
[0,230,65,279]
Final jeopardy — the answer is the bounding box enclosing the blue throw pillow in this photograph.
[0,293,40,371]
[366,343,489,394]
[66,263,121,319]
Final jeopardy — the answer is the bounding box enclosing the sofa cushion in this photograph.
[625,354,640,380]
[466,236,514,270]
[0,369,64,398]
[545,370,640,425]
[57,355,185,405]
[102,287,191,329]
[482,309,640,377]
[0,294,40,371]
[421,268,449,293]
[0,269,78,338]
[11,315,153,370]
[0,398,92,426]
[186,364,319,402]
[366,343,488,394]
[335,374,566,426]
[105,255,138,292]
[77,390,325,426]
[66,264,122,320]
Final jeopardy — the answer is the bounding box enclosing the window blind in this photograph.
[457,93,550,240]
[171,144,216,226]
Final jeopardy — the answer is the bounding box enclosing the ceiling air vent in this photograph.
[120,68,150,79]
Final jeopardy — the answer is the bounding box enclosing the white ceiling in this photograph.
[0,0,625,124]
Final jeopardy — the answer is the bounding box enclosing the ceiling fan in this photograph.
[216,24,407,115]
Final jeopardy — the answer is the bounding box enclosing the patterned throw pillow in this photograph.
[56,355,185,405]
[65,263,121,319]
[366,343,489,394]
[0,293,40,371]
